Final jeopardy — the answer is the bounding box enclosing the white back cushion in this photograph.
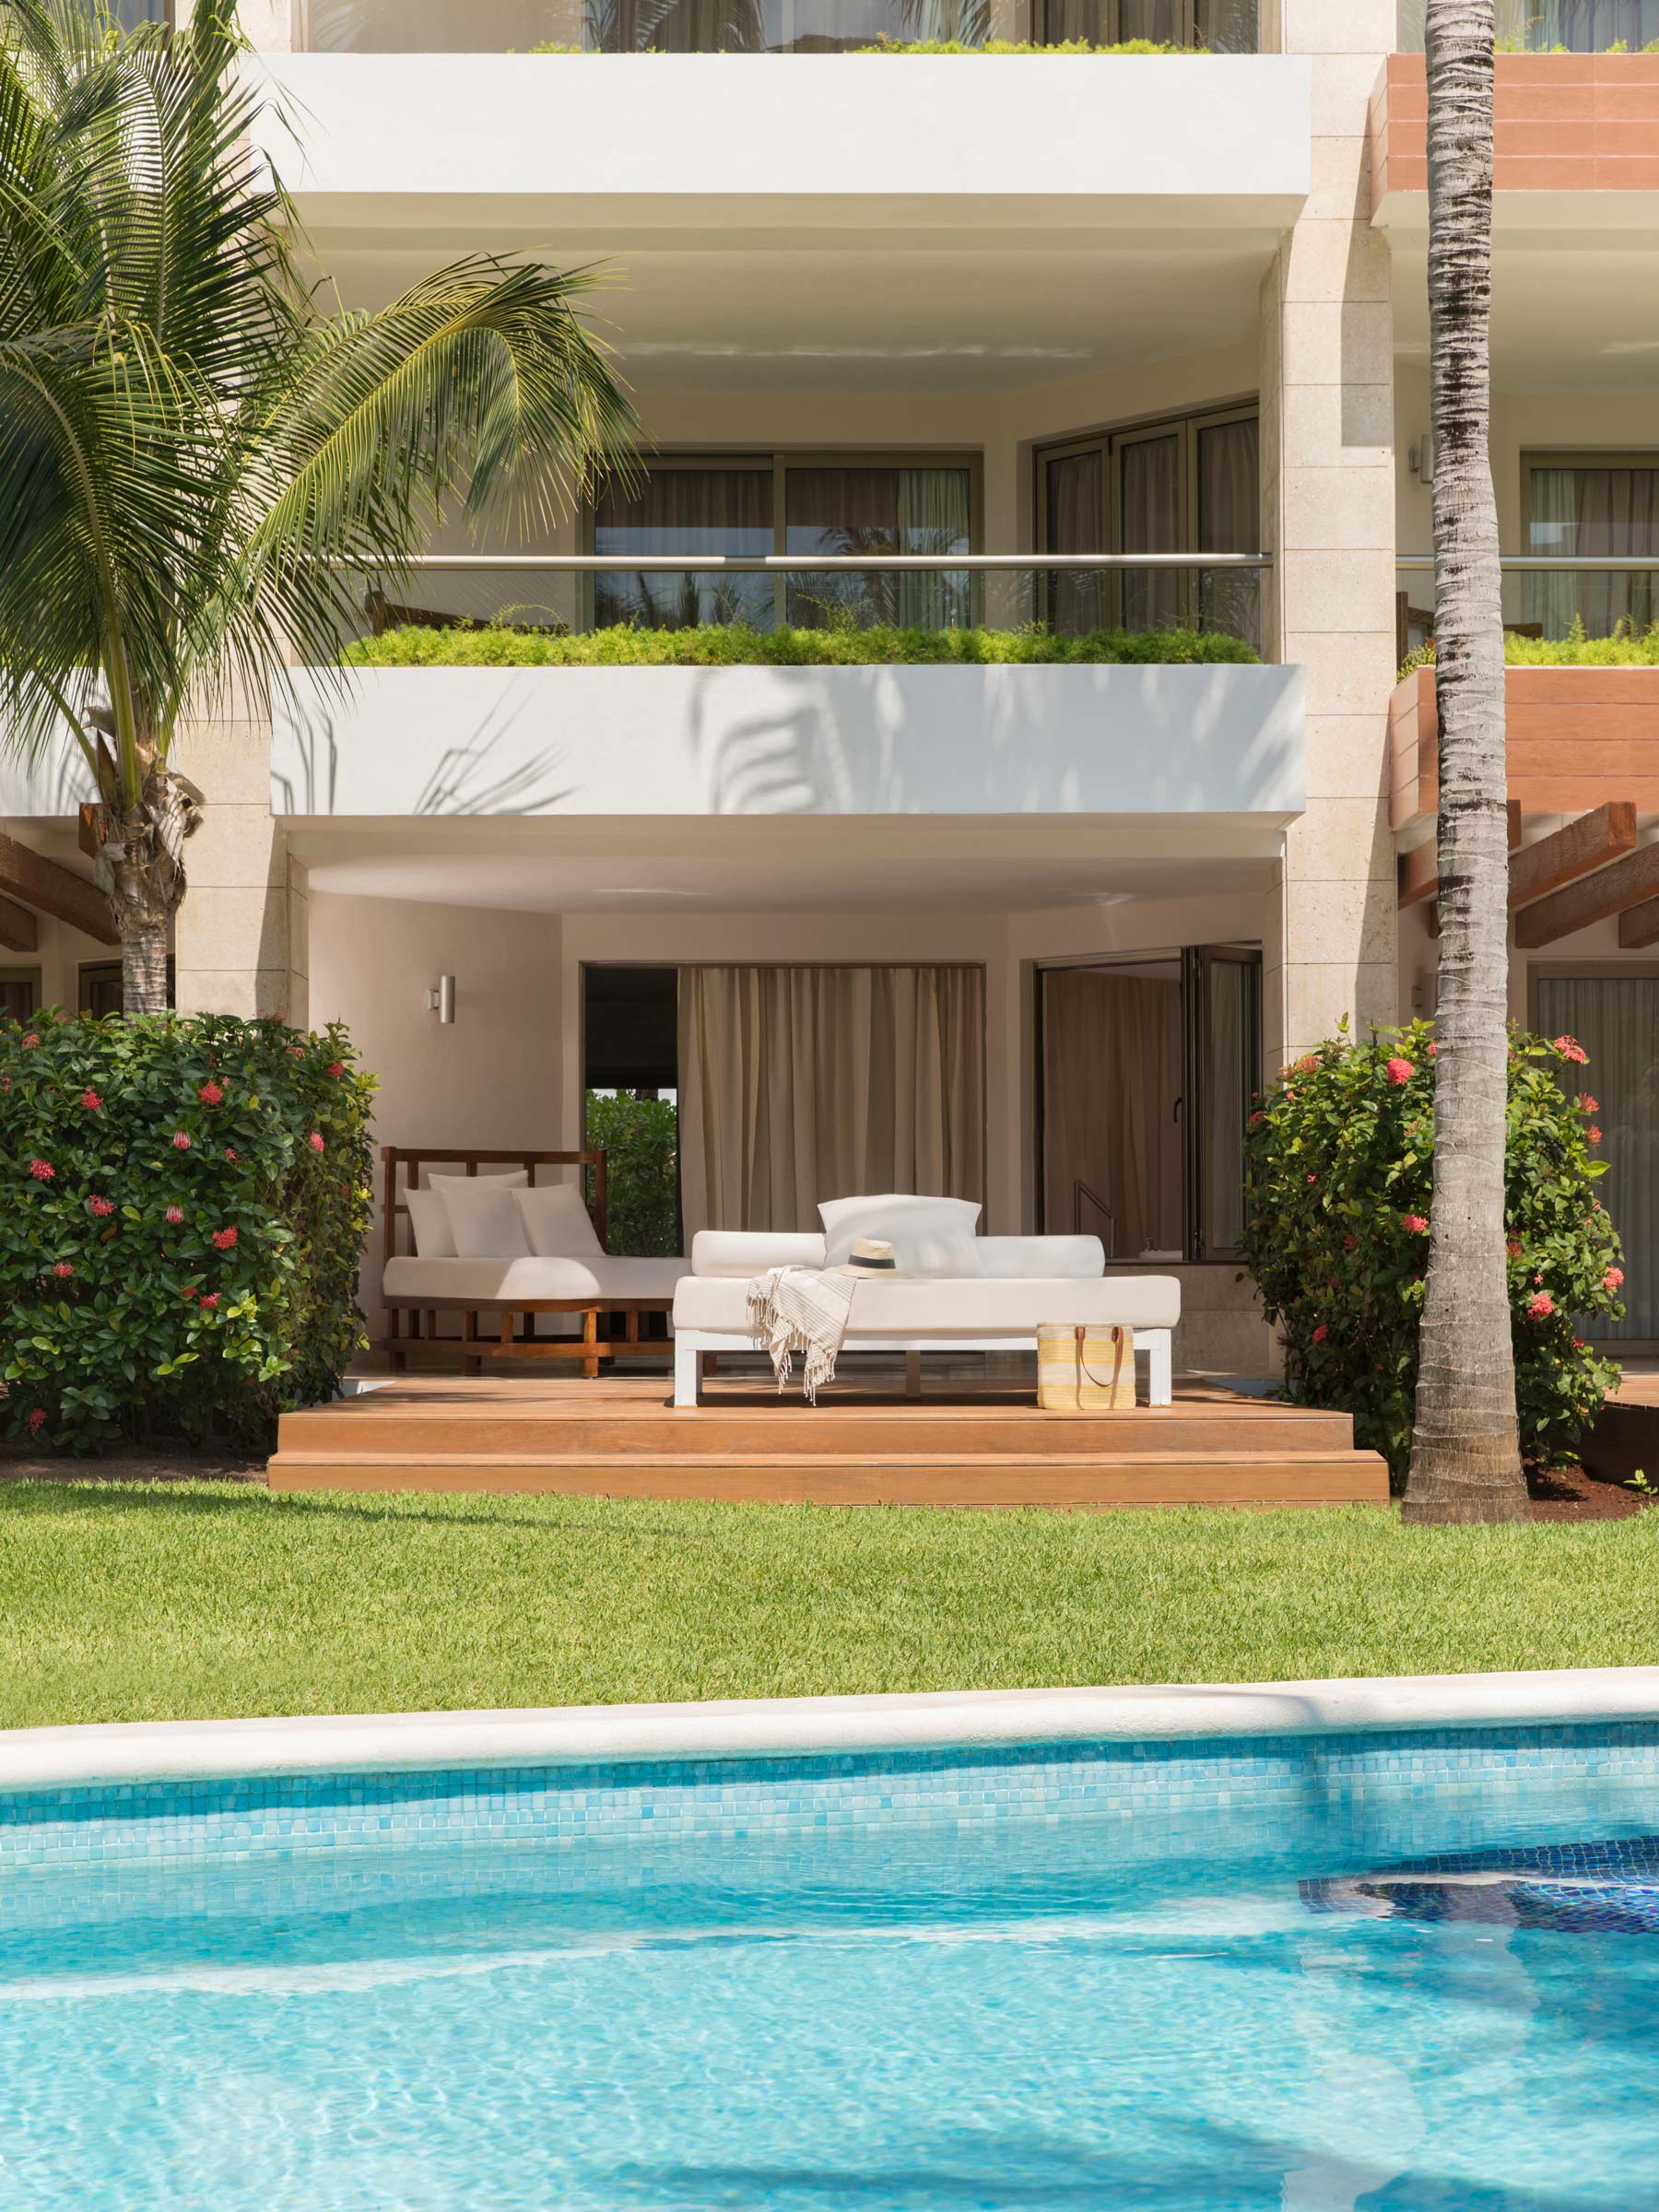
[404,1188,455,1259]
[818,1194,982,1277]
[513,1182,605,1260]
[435,1172,532,1260]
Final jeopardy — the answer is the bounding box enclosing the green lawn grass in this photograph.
[2,1483,1656,1729]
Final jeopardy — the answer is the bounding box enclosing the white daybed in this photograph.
[671,1228,1179,1408]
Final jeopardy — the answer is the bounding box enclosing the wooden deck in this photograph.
[268,1373,1391,1508]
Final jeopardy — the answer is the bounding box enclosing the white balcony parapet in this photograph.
[246,53,1310,229]
[271,658,1305,827]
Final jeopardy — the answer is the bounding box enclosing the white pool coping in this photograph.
[4,1669,1659,1793]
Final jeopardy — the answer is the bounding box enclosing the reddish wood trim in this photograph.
[1397,802,1521,911]
[1508,802,1637,910]
[1514,840,1659,948]
[0,831,117,946]
[0,894,39,954]
[1618,895,1659,950]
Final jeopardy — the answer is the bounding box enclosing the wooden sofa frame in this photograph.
[381,1147,674,1376]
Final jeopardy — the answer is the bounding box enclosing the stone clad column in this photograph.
[172,698,306,1026]
[1261,0,1399,1067]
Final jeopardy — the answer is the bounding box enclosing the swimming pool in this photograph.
[4,1689,1658,2209]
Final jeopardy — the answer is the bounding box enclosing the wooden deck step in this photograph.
[276,1406,1360,1459]
[266,1448,1391,1509]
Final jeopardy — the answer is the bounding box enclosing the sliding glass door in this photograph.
[1534,970,1659,1346]
[593,465,774,630]
[1038,945,1260,1263]
[1040,404,1259,645]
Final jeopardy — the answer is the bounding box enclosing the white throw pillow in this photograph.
[818,1194,982,1277]
[435,1175,533,1260]
[513,1182,605,1260]
[403,1187,456,1259]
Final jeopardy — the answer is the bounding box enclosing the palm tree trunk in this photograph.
[118,909,171,1016]
[1402,0,1526,1525]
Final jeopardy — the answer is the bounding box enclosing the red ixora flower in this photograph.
[1402,1214,1429,1234]
[26,1407,47,1433]
[1249,1110,1265,1126]
[181,1286,198,1302]
[171,1132,192,1151]
[308,1131,324,1153]
[1554,1035,1589,1065]
[197,1080,224,1106]
[28,1158,54,1181]
[211,1225,238,1250]
[1297,1053,1320,1074]
[1342,1234,1357,1251]
[1577,1094,1599,1113]
[88,1195,114,1217]
[223,1147,238,1162]
[198,1292,219,1311]
[1506,1239,1524,1259]
[165,1206,183,1225]
[79,1089,101,1112]
[52,1261,73,1278]
[1306,1172,1317,1184]
[1527,1290,1555,1319]
[1588,1126,1603,1146]
[1385,1057,1414,1086]
[20,1033,39,1049]
[1312,1324,1328,1344]
[327,1060,345,1078]
[1427,1041,1439,1058]
[1606,1267,1626,1291]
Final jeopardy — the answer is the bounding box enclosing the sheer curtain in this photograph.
[1535,977,1659,1343]
[1044,450,1105,634]
[677,965,987,1239]
[594,466,773,630]
[1041,965,1183,1260]
[1195,416,1260,650]
[1527,466,1659,640]
[897,469,971,629]
[1120,434,1182,632]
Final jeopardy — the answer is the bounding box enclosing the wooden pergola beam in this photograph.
[1515,839,1659,949]
[0,895,39,953]
[1618,893,1659,950]
[1398,802,1521,914]
[1509,801,1637,911]
[0,831,117,946]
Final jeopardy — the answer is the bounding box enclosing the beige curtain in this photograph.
[1041,966,1183,1261]
[677,964,986,1239]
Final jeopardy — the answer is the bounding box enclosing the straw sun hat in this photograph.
[832,1238,898,1277]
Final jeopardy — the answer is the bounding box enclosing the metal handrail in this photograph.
[379,552,1275,574]
[1398,556,1659,572]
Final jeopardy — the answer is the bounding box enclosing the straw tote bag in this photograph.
[1037,1323,1135,1413]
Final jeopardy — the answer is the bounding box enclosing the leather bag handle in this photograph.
[1073,1323,1126,1396]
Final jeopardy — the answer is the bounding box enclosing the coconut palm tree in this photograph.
[0,0,637,1012]
[1402,0,1526,1524]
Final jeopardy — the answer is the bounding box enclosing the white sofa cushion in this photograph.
[404,1187,456,1259]
[436,1176,532,1260]
[385,1256,684,1302]
[692,1230,829,1278]
[818,1194,982,1276]
[975,1236,1104,1280]
[673,1273,1180,1335]
[513,1182,604,1260]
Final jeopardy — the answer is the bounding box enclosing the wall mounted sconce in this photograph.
[427,975,456,1025]
[1409,432,1434,486]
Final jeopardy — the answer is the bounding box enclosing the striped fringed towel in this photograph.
[747,1266,856,1404]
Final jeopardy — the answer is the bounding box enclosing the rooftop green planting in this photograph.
[1400,621,1659,684]
[0,1483,1653,1727]
[523,37,1194,53]
[343,622,1259,669]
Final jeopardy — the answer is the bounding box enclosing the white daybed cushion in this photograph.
[692,1231,829,1277]
[673,1273,1181,1335]
[436,1176,532,1260]
[819,1194,982,1276]
[976,1236,1104,1280]
[513,1182,604,1260]
[384,1256,685,1302]
[407,1168,529,1259]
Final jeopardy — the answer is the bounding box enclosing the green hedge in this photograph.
[0,1013,375,1453]
[1400,618,1659,682]
[585,1090,678,1256]
[1241,1018,1625,1483]
[344,621,1259,669]
[524,37,1191,53]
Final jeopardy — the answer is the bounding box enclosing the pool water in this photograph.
[3,1734,1658,2210]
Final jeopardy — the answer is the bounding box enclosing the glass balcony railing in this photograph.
[1396,0,1659,51]
[1395,558,1659,664]
[342,553,1269,658]
[296,0,1259,55]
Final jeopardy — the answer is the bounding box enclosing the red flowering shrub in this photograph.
[1241,1018,1624,1482]
[0,1013,375,1451]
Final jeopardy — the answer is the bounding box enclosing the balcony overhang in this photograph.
[272,661,1305,892]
